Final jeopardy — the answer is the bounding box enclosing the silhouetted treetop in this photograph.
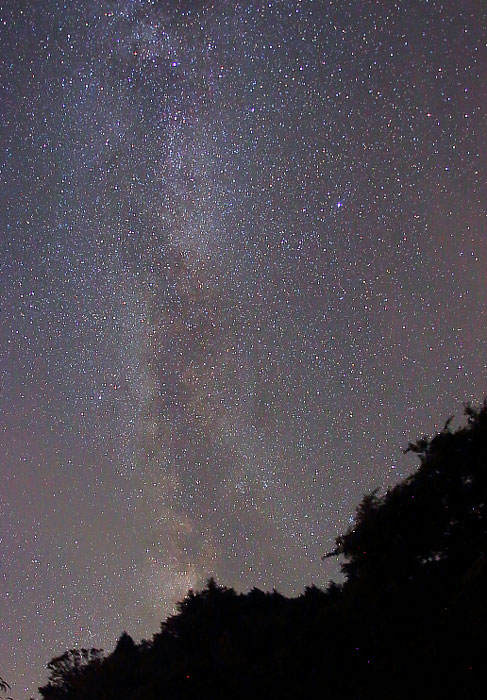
[39,649,104,700]
[325,401,487,587]
[113,632,137,656]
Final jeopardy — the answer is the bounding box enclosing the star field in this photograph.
[0,0,486,694]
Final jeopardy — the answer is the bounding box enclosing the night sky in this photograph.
[1,0,486,694]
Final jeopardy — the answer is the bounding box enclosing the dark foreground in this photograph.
[38,403,487,700]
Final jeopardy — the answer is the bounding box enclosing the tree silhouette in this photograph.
[323,401,487,699]
[39,649,104,700]
[38,401,487,700]
[325,401,487,590]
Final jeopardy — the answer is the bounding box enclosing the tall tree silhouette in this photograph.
[325,402,487,591]
[323,401,487,699]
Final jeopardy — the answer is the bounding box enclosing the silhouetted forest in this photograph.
[37,402,487,699]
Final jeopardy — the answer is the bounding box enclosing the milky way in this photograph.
[0,0,486,694]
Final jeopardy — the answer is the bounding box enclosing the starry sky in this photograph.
[0,0,486,694]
